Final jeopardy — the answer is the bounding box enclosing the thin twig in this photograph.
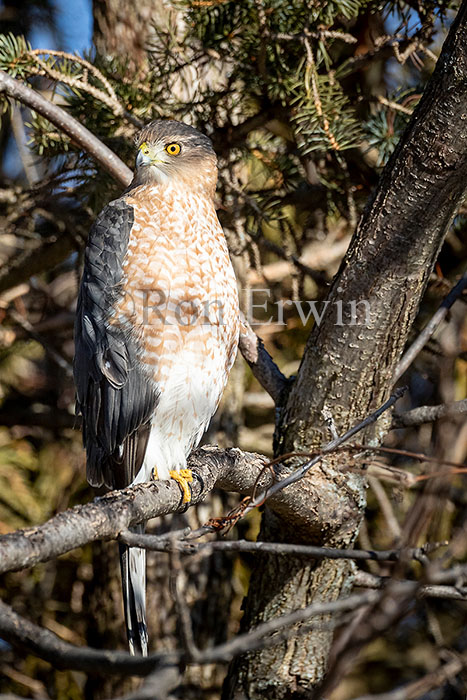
[303,36,340,150]
[377,94,414,115]
[169,545,199,661]
[352,651,467,700]
[259,442,467,488]
[354,570,467,601]
[118,532,446,565]
[24,48,143,127]
[28,49,118,101]
[271,29,357,44]
[394,271,467,381]
[368,477,401,540]
[393,398,467,427]
[240,388,407,519]
[111,667,181,700]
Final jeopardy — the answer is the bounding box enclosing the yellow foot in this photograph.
[152,466,159,480]
[169,469,193,504]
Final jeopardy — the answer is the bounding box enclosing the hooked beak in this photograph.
[136,149,153,168]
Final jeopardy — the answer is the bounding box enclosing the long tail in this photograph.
[119,523,148,656]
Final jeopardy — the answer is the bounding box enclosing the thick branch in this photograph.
[0,447,266,575]
[0,390,400,576]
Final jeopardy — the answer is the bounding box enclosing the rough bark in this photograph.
[0,447,269,575]
[224,4,467,698]
[92,0,168,76]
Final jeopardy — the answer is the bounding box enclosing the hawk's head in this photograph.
[133,120,217,192]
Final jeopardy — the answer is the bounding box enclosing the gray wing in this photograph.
[74,198,159,490]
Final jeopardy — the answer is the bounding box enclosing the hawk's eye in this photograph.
[165,142,181,156]
[139,142,150,156]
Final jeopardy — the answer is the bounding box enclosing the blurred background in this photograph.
[0,0,466,698]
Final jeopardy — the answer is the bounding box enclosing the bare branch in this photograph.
[354,570,467,601]
[392,398,467,427]
[239,387,406,518]
[118,533,446,566]
[238,316,289,403]
[0,599,174,675]
[428,562,467,586]
[112,669,181,700]
[0,590,380,676]
[0,69,133,187]
[0,447,265,575]
[6,565,460,686]
[352,651,467,700]
[338,35,434,79]
[24,48,143,128]
[200,590,380,663]
[394,270,467,381]
[169,546,199,661]
[0,392,406,577]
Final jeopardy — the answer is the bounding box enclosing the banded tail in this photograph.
[119,524,148,656]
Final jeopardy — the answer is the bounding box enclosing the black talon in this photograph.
[190,470,204,496]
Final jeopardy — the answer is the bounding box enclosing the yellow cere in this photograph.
[165,142,181,156]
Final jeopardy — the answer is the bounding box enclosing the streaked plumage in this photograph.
[74,120,239,654]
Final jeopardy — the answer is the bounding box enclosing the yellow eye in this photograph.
[165,142,181,156]
[139,142,150,155]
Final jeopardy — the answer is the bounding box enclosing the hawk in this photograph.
[74,120,240,655]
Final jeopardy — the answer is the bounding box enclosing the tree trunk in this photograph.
[92,0,167,75]
[224,3,467,697]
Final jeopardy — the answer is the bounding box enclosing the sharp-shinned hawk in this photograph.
[74,120,240,655]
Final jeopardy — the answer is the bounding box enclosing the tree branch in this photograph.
[4,567,462,684]
[0,588,381,676]
[392,398,467,427]
[0,391,402,577]
[0,447,265,575]
[114,667,181,700]
[393,269,467,381]
[354,570,467,600]
[241,388,405,517]
[0,599,174,675]
[0,69,133,187]
[118,532,450,566]
[353,651,467,700]
[238,316,289,403]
